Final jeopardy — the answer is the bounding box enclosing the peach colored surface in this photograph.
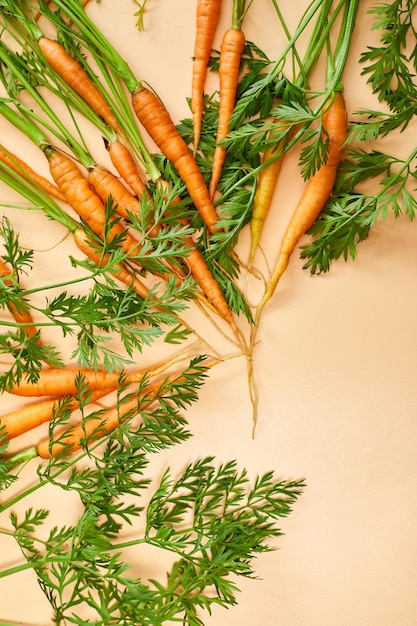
[1,1,417,625]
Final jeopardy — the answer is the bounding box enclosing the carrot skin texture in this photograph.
[38,37,121,133]
[192,0,223,151]
[131,86,219,232]
[260,92,347,306]
[0,145,66,202]
[209,27,246,198]
[0,388,113,440]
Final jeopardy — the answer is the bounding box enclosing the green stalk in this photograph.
[231,0,253,31]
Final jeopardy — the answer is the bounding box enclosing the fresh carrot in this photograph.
[38,37,121,134]
[0,145,66,202]
[87,165,142,221]
[8,364,154,398]
[106,140,150,199]
[131,85,219,233]
[0,257,40,341]
[0,387,113,440]
[256,91,347,314]
[209,24,246,198]
[248,115,288,269]
[191,0,223,152]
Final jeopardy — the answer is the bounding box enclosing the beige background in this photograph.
[1,1,417,624]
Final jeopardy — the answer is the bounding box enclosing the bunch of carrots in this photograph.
[0,0,361,456]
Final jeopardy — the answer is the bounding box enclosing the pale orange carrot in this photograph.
[209,27,246,198]
[131,85,219,232]
[192,0,223,152]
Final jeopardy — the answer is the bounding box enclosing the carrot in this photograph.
[248,115,288,269]
[209,26,246,198]
[0,145,66,202]
[131,85,219,233]
[0,257,40,341]
[256,92,347,314]
[8,364,152,398]
[72,228,150,300]
[106,140,150,200]
[0,387,113,440]
[191,0,223,152]
[38,37,121,134]
[87,165,142,221]
[44,147,142,261]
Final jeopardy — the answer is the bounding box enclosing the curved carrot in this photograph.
[131,85,219,233]
[0,387,113,440]
[209,27,246,198]
[257,92,347,313]
[0,257,40,341]
[192,0,223,152]
[0,145,66,202]
[38,37,121,133]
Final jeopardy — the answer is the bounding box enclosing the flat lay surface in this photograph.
[0,1,416,625]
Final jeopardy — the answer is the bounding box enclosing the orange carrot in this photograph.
[106,140,150,199]
[44,147,142,260]
[209,27,246,198]
[257,92,347,313]
[8,364,152,397]
[38,37,121,134]
[131,85,219,232]
[87,165,142,221]
[191,0,223,152]
[0,145,66,202]
[0,387,113,440]
[0,257,40,341]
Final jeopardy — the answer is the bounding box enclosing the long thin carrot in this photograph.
[38,37,122,134]
[0,387,113,440]
[191,0,223,152]
[0,257,40,341]
[247,116,288,269]
[131,85,219,233]
[0,145,66,202]
[255,91,347,315]
[208,9,246,198]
